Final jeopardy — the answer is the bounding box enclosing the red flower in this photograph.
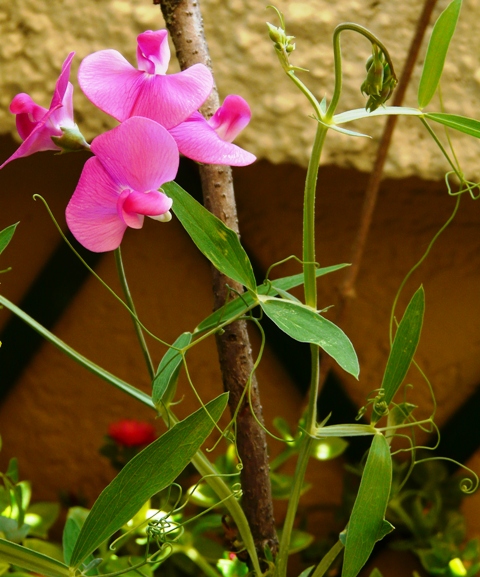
[108,420,157,447]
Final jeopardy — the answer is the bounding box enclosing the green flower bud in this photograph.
[51,125,90,153]
[361,44,384,97]
[266,21,296,73]
[361,45,397,112]
[266,22,285,46]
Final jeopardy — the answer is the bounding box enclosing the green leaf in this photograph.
[152,332,192,410]
[164,181,256,291]
[334,107,422,125]
[342,434,394,577]
[259,296,359,378]
[0,517,30,542]
[315,424,376,438]
[0,296,155,411]
[425,112,480,138]
[0,223,18,257]
[23,540,64,563]
[194,264,349,334]
[6,459,19,484]
[373,286,425,424]
[70,393,228,568]
[417,0,462,108]
[62,508,91,567]
[0,538,69,577]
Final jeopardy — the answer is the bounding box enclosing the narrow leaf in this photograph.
[0,538,69,577]
[315,424,376,438]
[259,296,359,378]
[317,117,371,138]
[164,181,256,291]
[379,286,425,412]
[417,0,462,108]
[342,434,393,577]
[0,296,154,410]
[310,539,344,577]
[0,223,18,256]
[334,107,422,125]
[70,394,228,568]
[425,112,480,138]
[195,264,349,334]
[152,332,192,409]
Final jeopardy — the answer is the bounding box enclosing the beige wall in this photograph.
[1,0,480,180]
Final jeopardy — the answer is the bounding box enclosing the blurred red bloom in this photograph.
[108,420,157,447]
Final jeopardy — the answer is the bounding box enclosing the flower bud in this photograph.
[51,125,90,153]
[266,21,296,72]
[361,45,397,112]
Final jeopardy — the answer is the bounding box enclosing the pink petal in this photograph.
[116,189,144,229]
[0,53,76,170]
[136,30,170,75]
[50,52,75,110]
[208,95,252,142]
[121,189,172,216]
[66,157,128,252]
[91,116,179,191]
[169,113,256,166]
[10,94,49,140]
[78,50,145,123]
[79,50,213,129]
[50,82,75,129]
[128,66,213,129]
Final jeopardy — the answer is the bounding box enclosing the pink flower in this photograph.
[66,116,178,253]
[78,30,213,130]
[169,95,256,166]
[108,420,157,447]
[0,53,82,170]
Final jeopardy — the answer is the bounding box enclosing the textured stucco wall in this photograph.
[1,0,480,180]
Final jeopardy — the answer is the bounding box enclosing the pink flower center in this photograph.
[117,188,172,228]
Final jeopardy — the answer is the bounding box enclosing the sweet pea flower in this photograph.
[169,94,256,166]
[78,29,213,130]
[66,116,178,253]
[0,53,87,170]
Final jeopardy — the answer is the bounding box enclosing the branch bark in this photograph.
[155,0,278,561]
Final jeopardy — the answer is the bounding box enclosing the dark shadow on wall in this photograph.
[0,135,479,469]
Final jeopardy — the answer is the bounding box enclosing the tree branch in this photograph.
[155,0,278,561]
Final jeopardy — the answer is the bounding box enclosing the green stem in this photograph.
[273,86,330,577]
[274,347,319,577]
[389,194,461,342]
[303,124,328,308]
[310,539,344,577]
[326,23,398,121]
[114,247,155,380]
[419,118,462,178]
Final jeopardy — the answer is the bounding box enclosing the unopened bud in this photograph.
[361,45,397,112]
[267,22,285,45]
[51,125,90,153]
